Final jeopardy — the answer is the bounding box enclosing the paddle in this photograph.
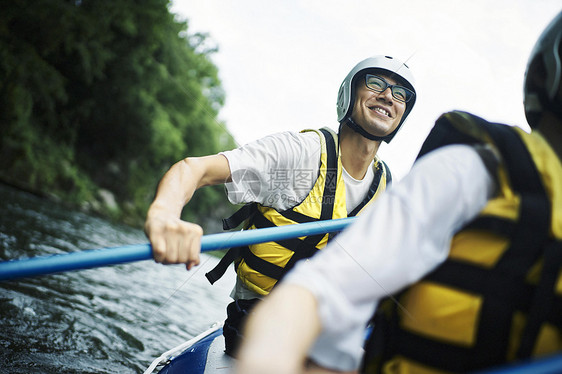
[0,217,355,281]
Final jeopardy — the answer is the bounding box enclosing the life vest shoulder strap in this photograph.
[277,127,340,223]
[348,157,390,217]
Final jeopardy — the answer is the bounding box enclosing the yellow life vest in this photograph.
[363,111,562,373]
[206,128,390,295]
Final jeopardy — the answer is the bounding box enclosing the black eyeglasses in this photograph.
[365,74,414,103]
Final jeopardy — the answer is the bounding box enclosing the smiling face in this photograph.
[350,72,407,138]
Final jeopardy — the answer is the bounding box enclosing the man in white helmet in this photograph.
[144,55,417,355]
[235,10,562,374]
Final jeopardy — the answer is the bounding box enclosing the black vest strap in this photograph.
[222,202,258,230]
[517,240,562,358]
[249,211,324,280]
[383,160,392,185]
[279,128,338,223]
[205,246,242,285]
[318,128,338,221]
[348,160,386,217]
[279,233,326,279]
[206,203,258,284]
[332,160,389,242]
[240,246,285,281]
[463,216,516,237]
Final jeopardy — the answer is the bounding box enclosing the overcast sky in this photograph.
[171,1,561,180]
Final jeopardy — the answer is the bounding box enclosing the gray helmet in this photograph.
[336,55,417,143]
[524,11,562,128]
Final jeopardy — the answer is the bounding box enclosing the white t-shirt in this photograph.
[220,130,378,300]
[283,144,496,371]
[221,130,375,214]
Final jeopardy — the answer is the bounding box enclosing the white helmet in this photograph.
[524,11,562,128]
[336,55,417,143]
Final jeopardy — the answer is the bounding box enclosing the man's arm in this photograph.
[144,130,322,270]
[235,284,356,374]
[235,285,320,374]
[144,154,231,269]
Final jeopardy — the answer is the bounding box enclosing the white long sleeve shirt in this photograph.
[283,144,497,371]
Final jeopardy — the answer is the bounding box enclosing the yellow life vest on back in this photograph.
[363,111,562,373]
[206,128,391,295]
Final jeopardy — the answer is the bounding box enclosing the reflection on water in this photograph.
[0,184,235,373]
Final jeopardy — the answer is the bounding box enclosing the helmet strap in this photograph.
[344,117,394,143]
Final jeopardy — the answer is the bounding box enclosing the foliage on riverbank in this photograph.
[0,0,237,229]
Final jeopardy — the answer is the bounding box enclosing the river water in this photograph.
[0,184,236,373]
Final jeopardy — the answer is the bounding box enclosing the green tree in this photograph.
[0,0,236,228]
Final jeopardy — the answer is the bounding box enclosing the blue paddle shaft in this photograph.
[0,217,355,281]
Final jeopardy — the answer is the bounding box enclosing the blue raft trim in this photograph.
[158,328,223,374]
